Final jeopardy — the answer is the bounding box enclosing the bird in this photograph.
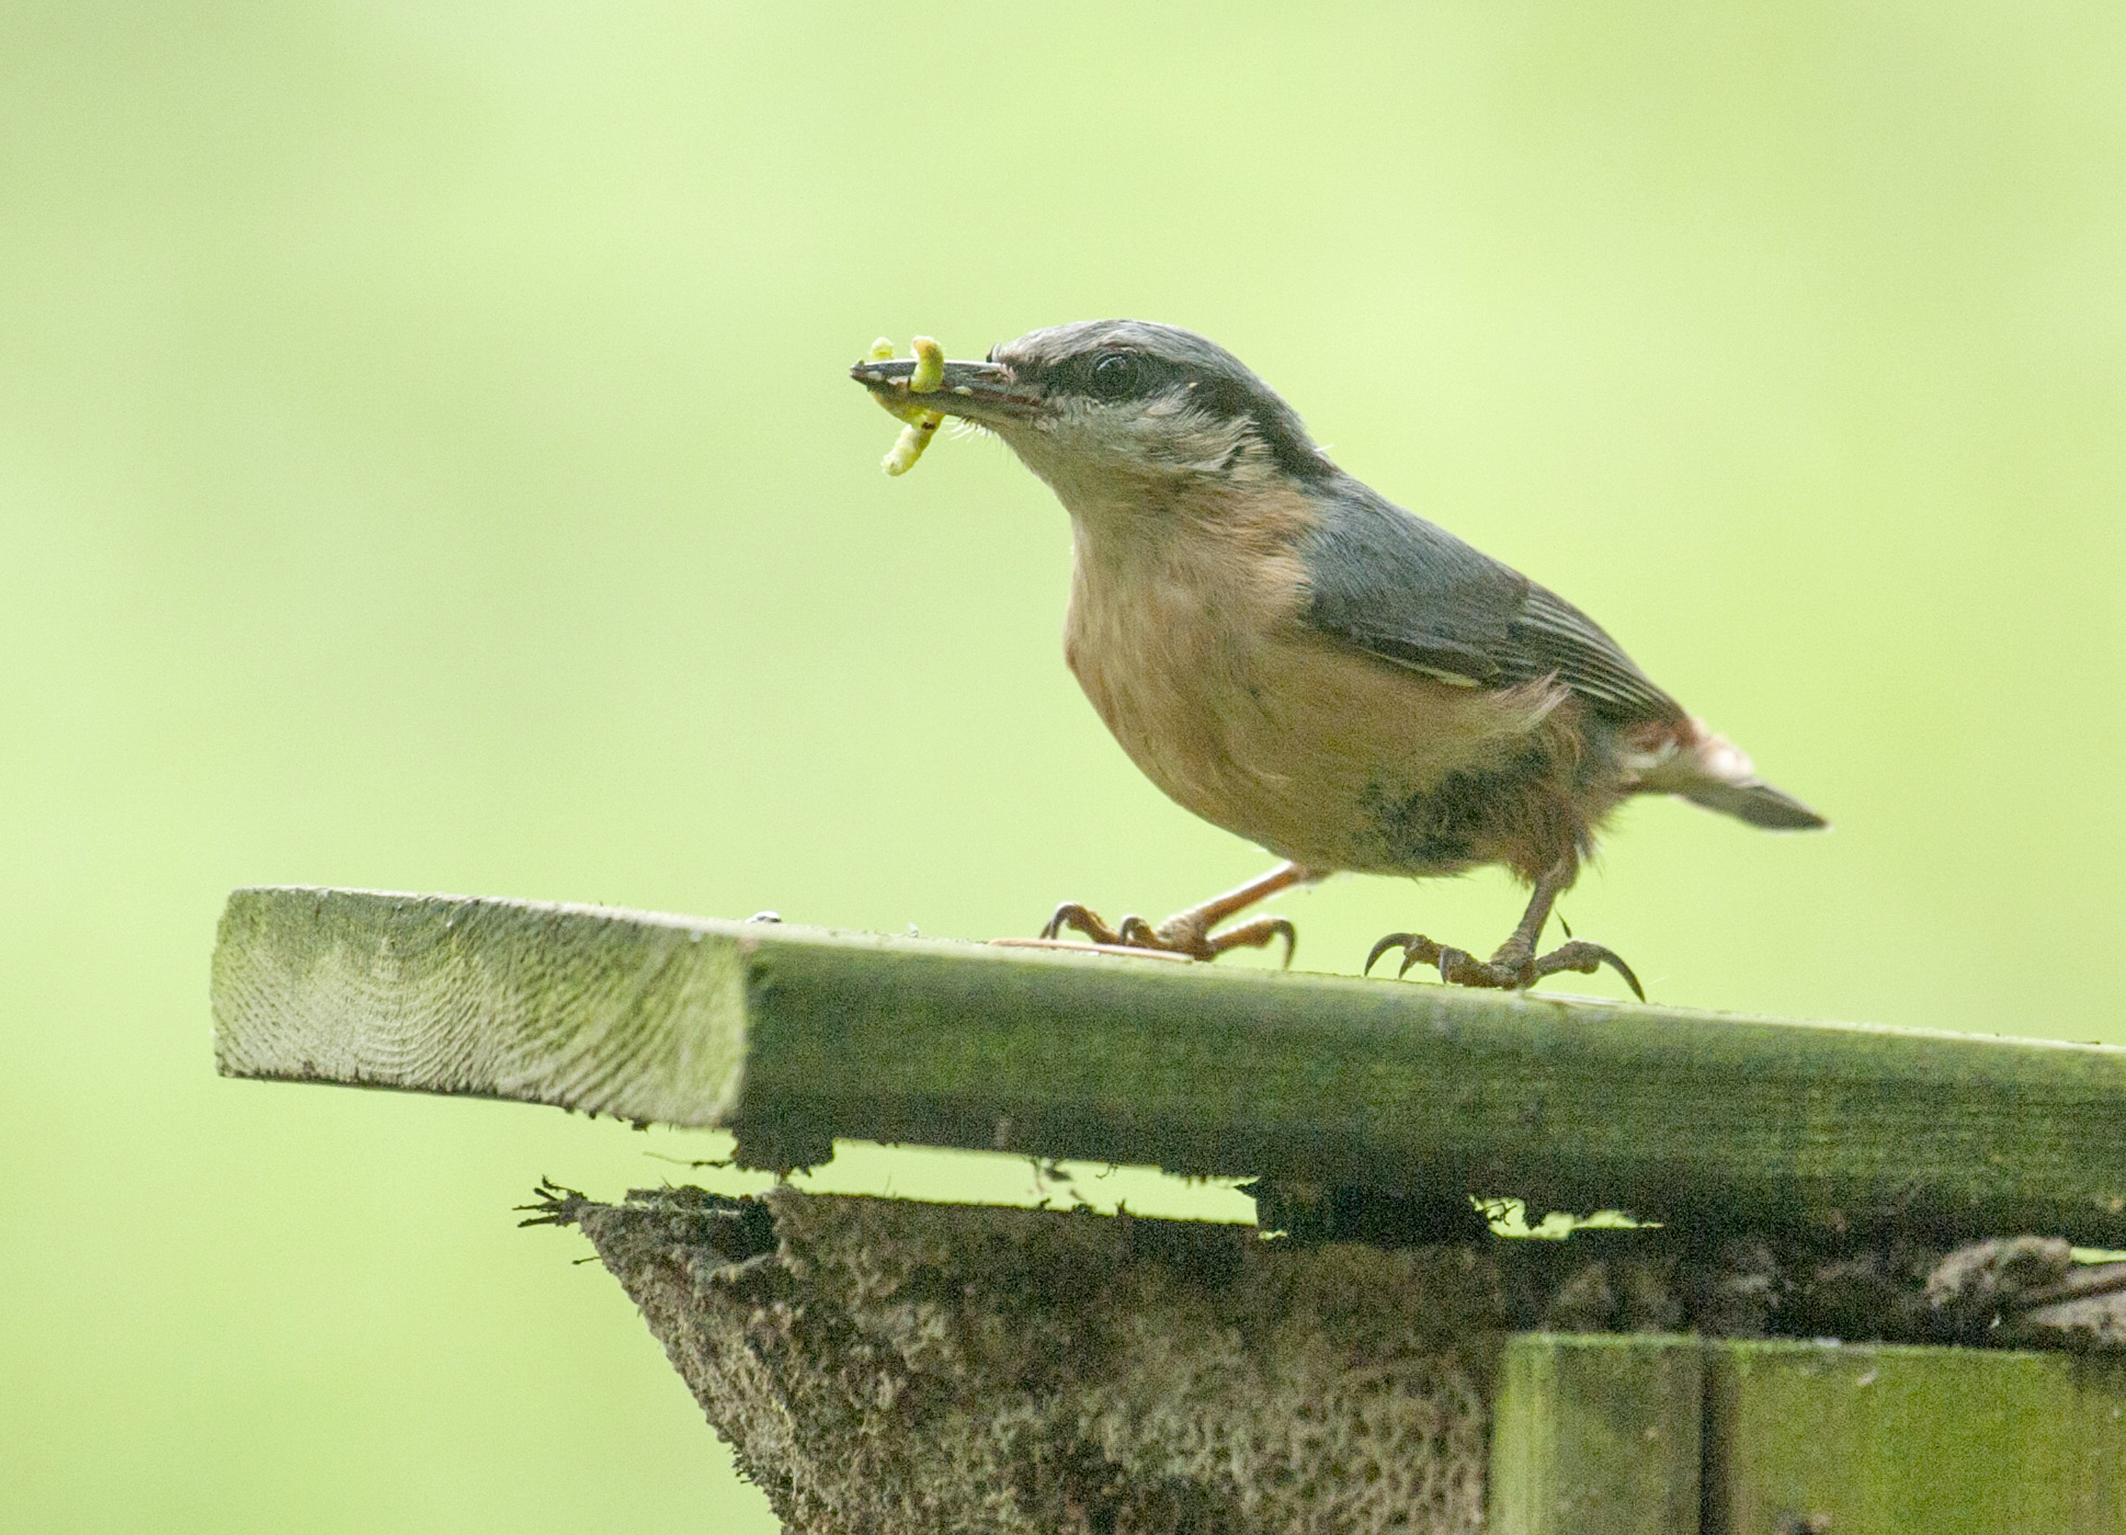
[851,320,1825,997]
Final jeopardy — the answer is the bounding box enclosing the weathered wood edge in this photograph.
[212,886,2126,1242]
[210,885,739,1125]
[1488,1334,1701,1535]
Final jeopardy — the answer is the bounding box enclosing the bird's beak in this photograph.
[848,354,1042,426]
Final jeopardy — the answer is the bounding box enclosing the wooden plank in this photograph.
[1489,1334,1701,1535]
[1704,1341,2126,1534]
[213,885,2126,1241]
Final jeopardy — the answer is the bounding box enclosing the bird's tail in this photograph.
[1634,719,1829,831]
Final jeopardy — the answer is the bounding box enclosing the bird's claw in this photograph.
[1530,939,1646,1001]
[1364,933,1488,985]
[1042,901,1121,945]
[1117,914,1162,948]
[1216,916,1298,967]
[1364,931,1414,977]
[1042,901,1296,966]
[1363,932,1644,1001]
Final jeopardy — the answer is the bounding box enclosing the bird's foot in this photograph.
[1041,901,1297,966]
[1363,932,1644,1001]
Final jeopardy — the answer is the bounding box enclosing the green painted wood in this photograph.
[1492,1338,2126,1532]
[213,885,2126,1239]
[1704,1341,2126,1535]
[1489,1334,1701,1535]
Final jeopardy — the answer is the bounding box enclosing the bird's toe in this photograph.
[1364,932,1418,976]
[1527,940,1646,1001]
[1201,915,1297,967]
[1042,901,1123,946]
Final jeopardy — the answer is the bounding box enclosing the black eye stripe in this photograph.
[1049,350,1183,402]
[1009,324,1337,480]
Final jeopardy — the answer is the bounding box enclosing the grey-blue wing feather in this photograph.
[1297,483,1686,725]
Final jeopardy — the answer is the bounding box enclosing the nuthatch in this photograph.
[852,320,1825,996]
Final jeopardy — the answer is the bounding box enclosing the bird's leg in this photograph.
[1483,867,1568,975]
[1364,862,1645,1000]
[1040,862,1318,965]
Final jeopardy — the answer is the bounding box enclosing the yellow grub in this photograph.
[883,412,941,476]
[873,393,935,426]
[909,335,945,394]
[866,333,947,475]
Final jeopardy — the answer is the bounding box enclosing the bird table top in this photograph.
[211,885,2126,1247]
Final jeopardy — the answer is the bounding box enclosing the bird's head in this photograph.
[851,320,1336,510]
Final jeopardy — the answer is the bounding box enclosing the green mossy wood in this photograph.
[1492,1335,2126,1535]
[1704,1339,2126,1533]
[212,886,2126,1244]
[1489,1335,1702,1535]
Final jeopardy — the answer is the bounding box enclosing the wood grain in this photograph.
[212,887,751,1126]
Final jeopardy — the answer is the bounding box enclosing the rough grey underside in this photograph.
[564,1185,1500,1535]
[543,1185,2126,1535]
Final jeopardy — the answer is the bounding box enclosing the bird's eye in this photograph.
[1088,352,1148,400]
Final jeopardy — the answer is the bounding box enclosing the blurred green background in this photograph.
[5,3,2123,1530]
